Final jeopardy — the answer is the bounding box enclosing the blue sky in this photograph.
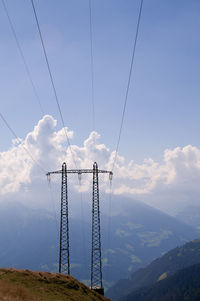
[0,1,200,214]
[0,0,200,163]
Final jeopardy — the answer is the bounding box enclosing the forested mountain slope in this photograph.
[120,263,200,301]
[107,239,200,300]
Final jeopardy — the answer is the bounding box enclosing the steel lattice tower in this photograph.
[46,162,112,295]
[59,162,70,275]
[91,162,103,293]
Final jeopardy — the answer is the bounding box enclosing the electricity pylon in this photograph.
[60,162,70,274]
[46,162,113,295]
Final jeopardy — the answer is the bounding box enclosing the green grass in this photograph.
[0,268,110,301]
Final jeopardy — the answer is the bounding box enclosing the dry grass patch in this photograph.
[0,269,110,301]
[0,280,41,301]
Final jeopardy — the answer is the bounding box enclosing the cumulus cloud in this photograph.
[0,115,72,195]
[0,115,200,213]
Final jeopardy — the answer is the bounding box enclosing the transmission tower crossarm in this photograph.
[46,169,113,176]
[46,170,62,176]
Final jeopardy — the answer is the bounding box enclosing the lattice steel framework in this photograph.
[46,162,113,293]
[91,162,103,290]
[59,162,70,274]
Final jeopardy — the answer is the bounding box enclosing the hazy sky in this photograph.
[0,0,200,214]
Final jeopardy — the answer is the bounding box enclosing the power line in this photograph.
[2,0,61,173]
[30,0,78,169]
[0,112,47,173]
[2,0,73,173]
[112,0,144,172]
[107,1,143,278]
[89,0,95,131]
[1,0,45,116]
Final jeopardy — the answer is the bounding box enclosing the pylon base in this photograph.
[91,287,104,296]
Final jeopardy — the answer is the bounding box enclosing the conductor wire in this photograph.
[89,0,95,131]
[30,0,78,169]
[112,0,144,172]
[1,0,45,116]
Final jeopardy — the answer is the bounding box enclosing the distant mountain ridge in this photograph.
[121,263,200,301]
[175,205,200,228]
[0,199,198,290]
[101,196,199,287]
[107,239,200,300]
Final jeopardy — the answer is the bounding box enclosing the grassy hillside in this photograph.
[0,268,110,301]
[121,263,200,301]
[107,238,200,300]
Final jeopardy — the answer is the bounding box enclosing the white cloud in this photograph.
[1,115,200,214]
[0,115,72,195]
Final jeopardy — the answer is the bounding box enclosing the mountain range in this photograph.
[0,197,198,291]
[121,263,200,301]
[175,205,200,228]
[107,238,200,300]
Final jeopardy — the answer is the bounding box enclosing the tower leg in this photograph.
[91,162,104,295]
[59,162,70,275]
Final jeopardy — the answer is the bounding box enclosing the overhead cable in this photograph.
[0,112,47,173]
[89,0,95,131]
[112,0,144,172]
[1,0,44,116]
[30,0,78,169]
